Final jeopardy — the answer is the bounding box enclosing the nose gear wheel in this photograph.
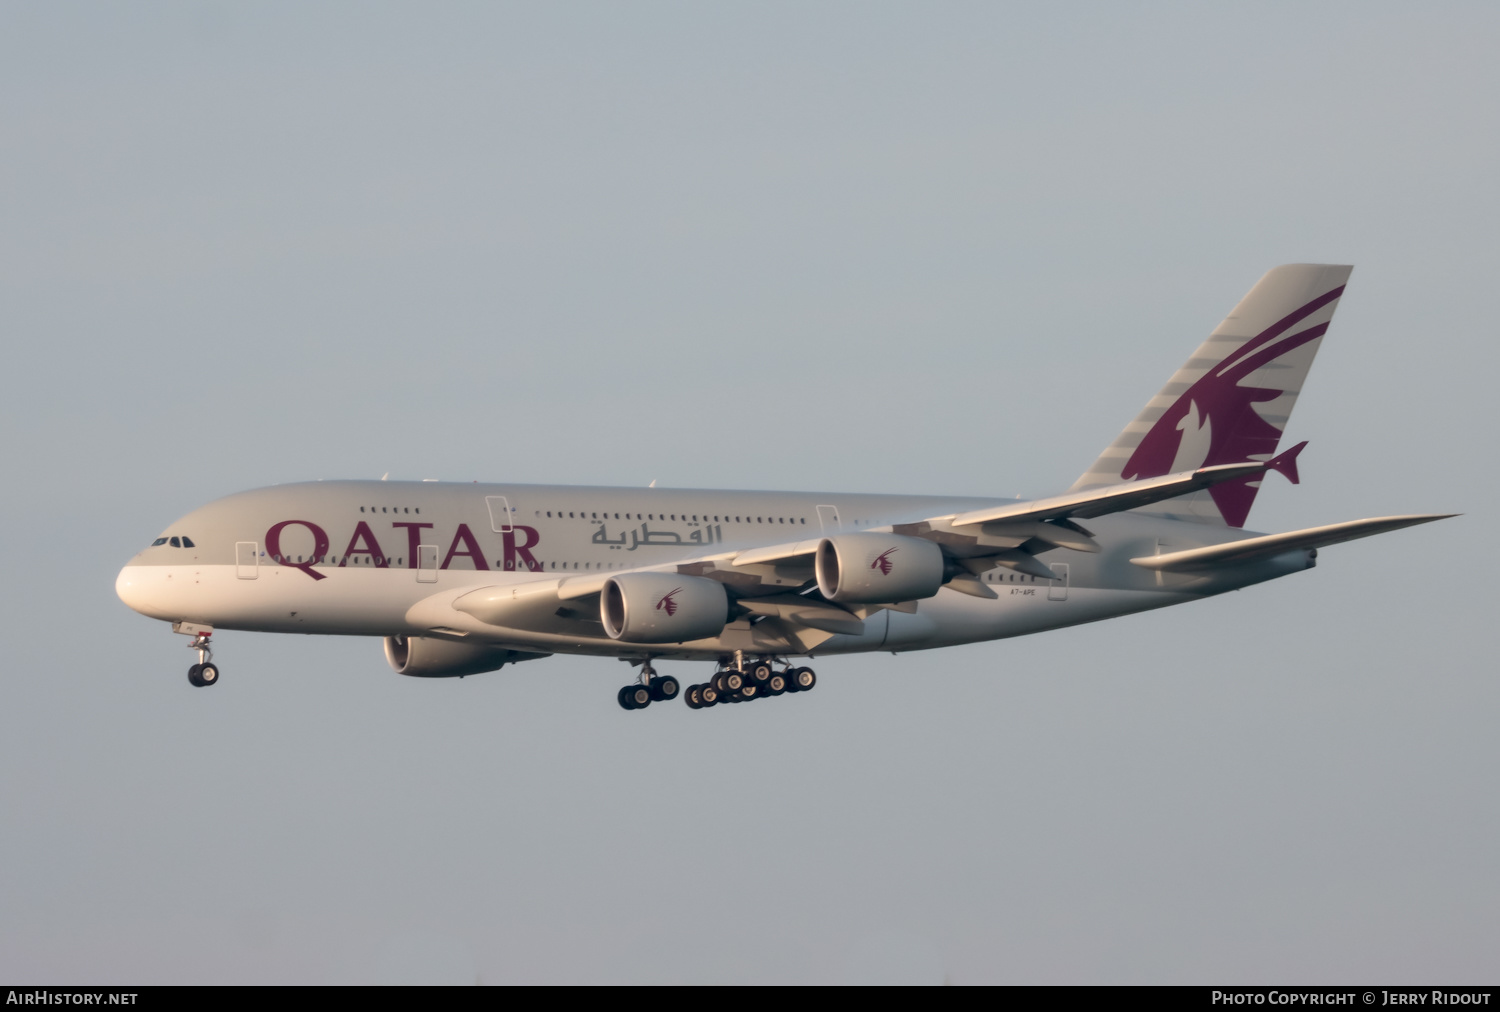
[185,632,220,688]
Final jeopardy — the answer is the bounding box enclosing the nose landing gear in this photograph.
[185,631,219,688]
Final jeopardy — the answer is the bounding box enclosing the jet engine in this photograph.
[383,635,546,678]
[601,572,728,644]
[815,532,944,604]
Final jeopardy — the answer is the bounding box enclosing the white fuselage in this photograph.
[116,480,1309,664]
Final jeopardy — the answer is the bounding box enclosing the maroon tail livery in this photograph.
[1070,264,1353,527]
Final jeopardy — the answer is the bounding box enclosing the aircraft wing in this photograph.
[947,459,1282,527]
[1129,514,1456,573]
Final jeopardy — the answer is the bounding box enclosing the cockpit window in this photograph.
[181,536,195,548]
[151,538,168,546]
[169,537,181,548]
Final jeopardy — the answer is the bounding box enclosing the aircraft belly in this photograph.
[120,564,428,636]
[813,585,1191,654]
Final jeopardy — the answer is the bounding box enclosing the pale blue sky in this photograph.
[1,2,1494,983]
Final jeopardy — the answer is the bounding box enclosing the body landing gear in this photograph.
[185,631,219,688]
[684,654,816,710]
[617,659,679,711]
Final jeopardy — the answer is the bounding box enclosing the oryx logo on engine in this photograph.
[656,588,682,616]
[872,548,897,576]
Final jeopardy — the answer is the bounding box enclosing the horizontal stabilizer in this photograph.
[1130,514,1456,573]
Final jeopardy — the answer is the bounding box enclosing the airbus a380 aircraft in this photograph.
[117,265,1451,710]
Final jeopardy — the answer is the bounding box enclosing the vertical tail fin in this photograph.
[1070,264,1353,527]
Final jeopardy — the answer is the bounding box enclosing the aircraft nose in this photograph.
[116,562,168,619]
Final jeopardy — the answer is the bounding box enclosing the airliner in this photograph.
[115,264,1451,710]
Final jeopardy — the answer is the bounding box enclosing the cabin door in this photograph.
[486,495,514,533]
[235,542,258,580]
[416,544,439,583]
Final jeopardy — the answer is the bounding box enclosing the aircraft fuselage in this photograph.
[116,479,1309,662]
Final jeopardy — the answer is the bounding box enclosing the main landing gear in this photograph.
[616,659,680,711]
[186,631,219,688]
[683,653,816,710]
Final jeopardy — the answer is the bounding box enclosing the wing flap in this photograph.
[736,595,866,636]
[1130,514,1456,573]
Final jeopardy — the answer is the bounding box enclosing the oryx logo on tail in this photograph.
[1068,265,1351,529]
[656,588,682,616]
[872,548,897,576]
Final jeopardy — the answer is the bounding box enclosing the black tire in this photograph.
[617,685,638,710]
[187,664,204,687]
[628,684,652,709]
[791,667,816,691]
[740,682,759,700]
[712,672,729,693]
[700,684,719,706]
[685,685,703,709]
[724,671,744,691]
[749,661,773,683]
[768,673,787,695]
[197,663,219,687]
[655,676,679,700]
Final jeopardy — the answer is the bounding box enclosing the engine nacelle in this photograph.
[383,635,544,678]
[601,572,728,644]
[815,532,944,604]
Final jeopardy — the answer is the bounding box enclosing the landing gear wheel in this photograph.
[187,664,204,687]
[748,660,773,684]
[618,684,652,710]
[789,667,816,692]
[767,672,787,695]
[740,682,759,700]
[700,684,720,706]
[650,675,680,701]
[724,671,744,692]
[685,685,703,709]
[197,663,219,686]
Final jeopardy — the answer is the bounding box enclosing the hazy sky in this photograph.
[1,2,1495,983]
